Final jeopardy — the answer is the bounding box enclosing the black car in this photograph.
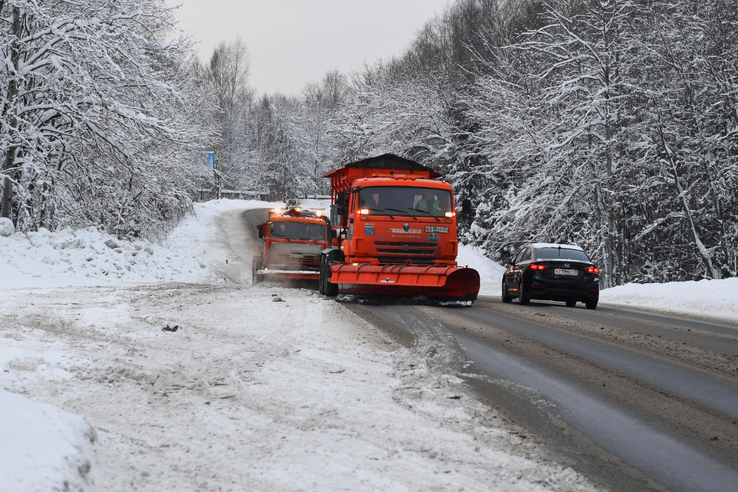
[501,243,600,309]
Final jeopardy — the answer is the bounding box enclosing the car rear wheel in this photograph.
[585,299,598,310]
[566,300,577,307]
[501,279,513,303]
[518,282,531,305]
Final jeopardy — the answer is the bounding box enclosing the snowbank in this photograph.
[0,389,96,491]
[0,217,13,237]
[600,277,738,324]
[1,225,205,289]
[458,243,505,296]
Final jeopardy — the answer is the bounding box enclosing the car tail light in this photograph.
[529,264,548,270]
[585,267,600,274]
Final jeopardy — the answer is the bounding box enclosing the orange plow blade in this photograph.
[330,264,480,302]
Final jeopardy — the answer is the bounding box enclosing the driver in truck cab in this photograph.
[417,190,441,213]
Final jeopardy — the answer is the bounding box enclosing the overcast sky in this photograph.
[166,0,451,97]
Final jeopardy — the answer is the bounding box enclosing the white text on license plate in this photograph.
[555,268,578,276]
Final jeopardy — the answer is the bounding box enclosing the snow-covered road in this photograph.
[1,201,595,491]
[2,282,598,491]
[2,199,736,491]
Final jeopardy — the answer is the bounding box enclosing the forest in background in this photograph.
[1,0,736,286]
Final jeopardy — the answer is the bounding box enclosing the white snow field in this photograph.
[1,199,736,491]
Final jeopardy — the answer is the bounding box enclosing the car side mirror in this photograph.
[502,257,512,266]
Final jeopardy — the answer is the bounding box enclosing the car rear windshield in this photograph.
[357,186,452,218]
[270,221,325,241]
[535,247,591,262]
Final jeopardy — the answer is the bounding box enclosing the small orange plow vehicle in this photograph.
[252,205,330,284]
[318,154,480,304]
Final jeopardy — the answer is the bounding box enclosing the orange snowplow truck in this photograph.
[318,154,480,303]
[252,207,330,284]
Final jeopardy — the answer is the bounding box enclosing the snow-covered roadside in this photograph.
[0,200,266,289]
[599,278,738,325]
[2,283,595,491]
[1,390,97,491]
[457,243,506,296]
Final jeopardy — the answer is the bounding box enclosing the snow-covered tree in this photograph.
[0,0,206,237]
[629,0,738,279]
[203,37,254,196]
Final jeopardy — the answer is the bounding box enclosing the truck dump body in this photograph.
[320,154,480,303]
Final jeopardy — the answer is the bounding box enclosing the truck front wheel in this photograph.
[252,255,264,285]
[320,254,338,297]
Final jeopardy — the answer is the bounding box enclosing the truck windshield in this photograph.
[270,221,325,241]
[357,186,452,218]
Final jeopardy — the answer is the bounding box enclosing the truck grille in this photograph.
[268,243,322,269]
[274,253,319,266]
[378,258,435,265]
[375,241,437,256]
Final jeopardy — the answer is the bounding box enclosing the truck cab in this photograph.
[340,178,459,266]
[252,207,330,284]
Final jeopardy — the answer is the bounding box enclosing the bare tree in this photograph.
[205,37,254,195]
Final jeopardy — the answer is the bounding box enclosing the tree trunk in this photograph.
[2,7,23,225]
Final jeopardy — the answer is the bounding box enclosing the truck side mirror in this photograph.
[336,191,347,208]
[257,224,264,239]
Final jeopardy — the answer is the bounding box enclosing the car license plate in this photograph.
[555,268,578,276]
